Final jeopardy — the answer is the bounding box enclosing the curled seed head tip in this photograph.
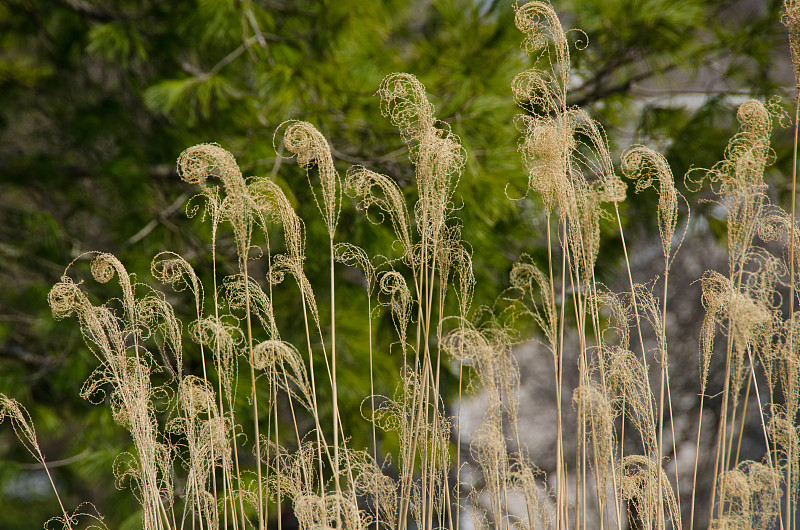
[178,376,215,416]
[737,99,770,131]
[378,73,435,137]
[282,121,322,166]
[48,278,81,319]
[177,143,241,185]
[91,254,117,284]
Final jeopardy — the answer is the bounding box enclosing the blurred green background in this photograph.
[0,0,794,527]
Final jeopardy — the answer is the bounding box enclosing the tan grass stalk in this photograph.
[784,1,800,522]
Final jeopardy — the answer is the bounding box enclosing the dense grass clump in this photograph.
[4,1,800,529]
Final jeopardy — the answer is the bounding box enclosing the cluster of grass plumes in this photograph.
[2,1,798,529]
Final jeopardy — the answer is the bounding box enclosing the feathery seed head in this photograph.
[178,143,251,255]
[90,254,118,284]
[618,455,681,530]
[622,145,680,262]
[249,177,306,262]
[252,340,291,372]
[696,99,774,193]
[595,289,631,351]
[150,252,201,297]
[178,375,216,417]
[783,0,800,87]
[514,2,569,72]
[378,73,435,143]
[345,166,412,260]
[379,271,412,347]
[517,117,573,213]
[177,143,244,192]
[713,461,781,530]
[49,277,86,320]
[334,242,377,294]
[573,383,615,494]
[280,120,341,236]
[0,395,42,458]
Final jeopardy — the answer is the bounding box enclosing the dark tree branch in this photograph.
[569,63,679,108]
[51,0,126,22]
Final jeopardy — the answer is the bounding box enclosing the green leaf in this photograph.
[143,74,240,124]
[86,21,148,65]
